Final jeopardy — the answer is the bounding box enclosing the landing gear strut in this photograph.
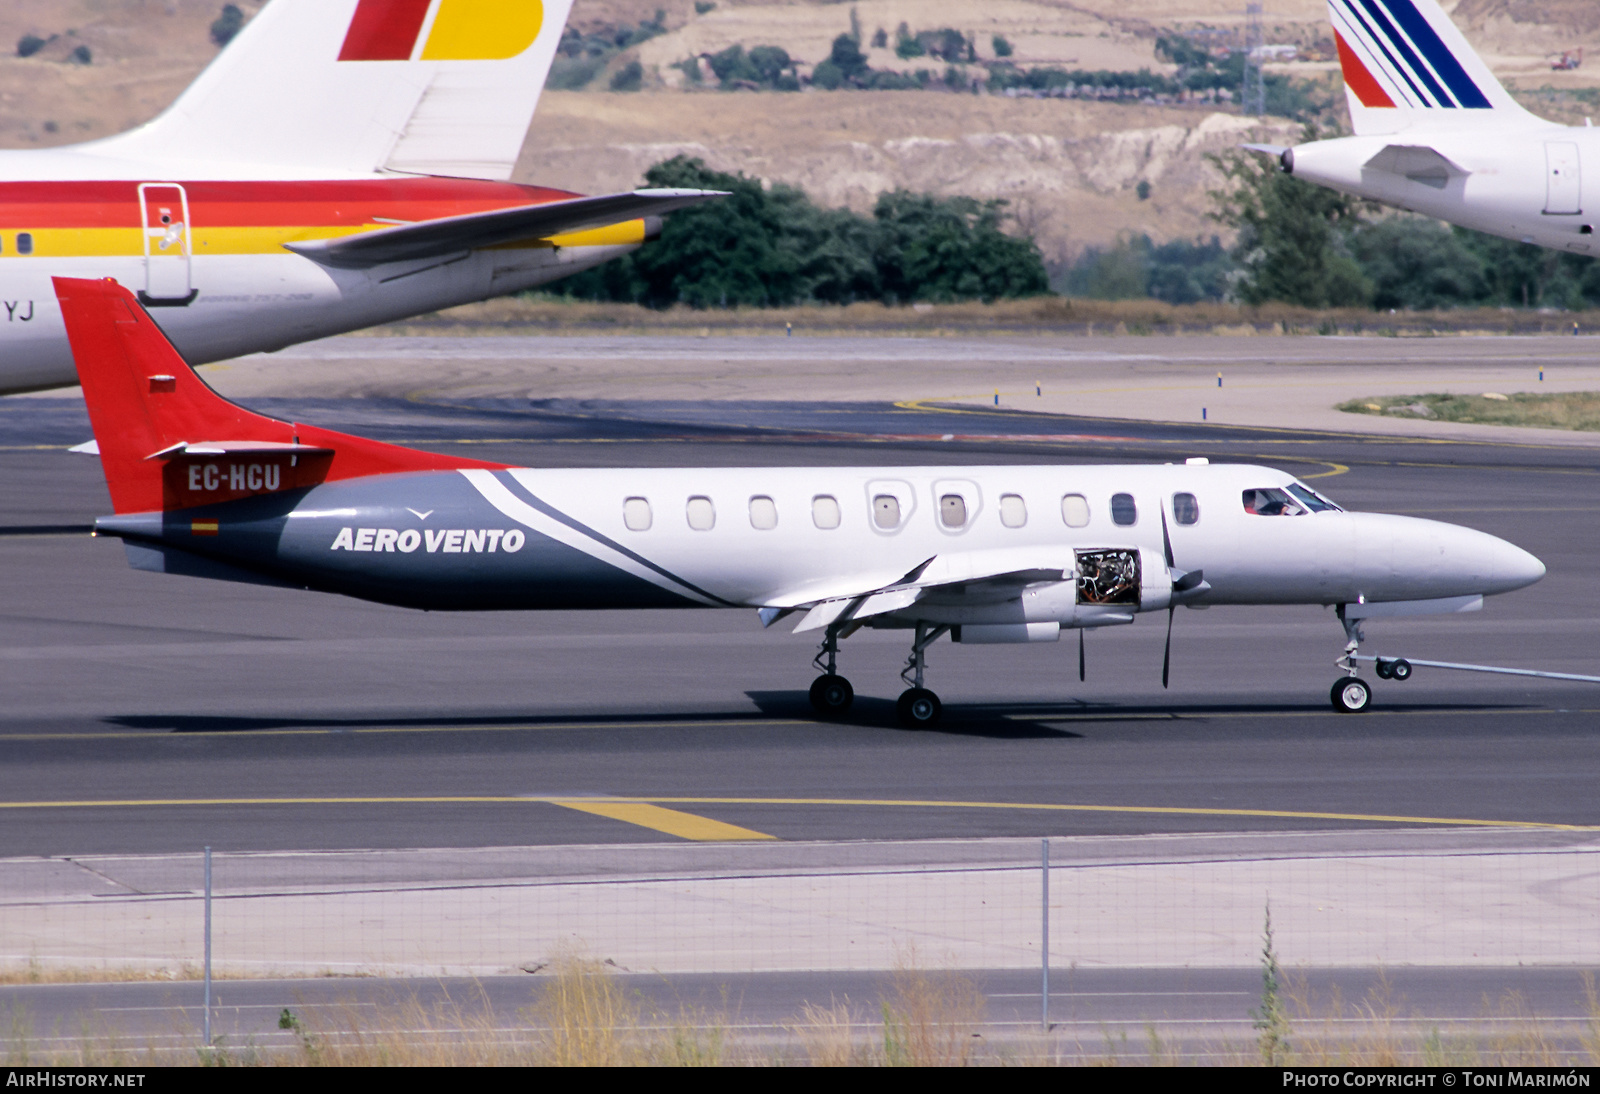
[1330,605,1372,713]
[897,622,950,728]
[809,624,853,717]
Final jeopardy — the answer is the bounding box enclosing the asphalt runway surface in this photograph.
[0,395,1597,856]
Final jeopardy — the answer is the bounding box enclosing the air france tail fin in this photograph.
[54,277,504,514]
[1326,0,1540,135]
[96,0,575,180]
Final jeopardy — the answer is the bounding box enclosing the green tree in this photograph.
[828,33,870,81]
[1347,217,1487,309]
[1208,133,1373,307]
[873,192,1048,303]
[708,45,756,84]
[608,60,643,91]
[553,157,1047,308]
[747,46,793,87]
[210,4,244,48]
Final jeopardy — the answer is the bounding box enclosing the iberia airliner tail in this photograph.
[98,0,575,179]
[1326,0,1539,136]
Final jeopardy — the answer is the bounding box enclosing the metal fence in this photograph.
[3,828,1595,990]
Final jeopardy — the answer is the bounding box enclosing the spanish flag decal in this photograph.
[339,0,545,62]
[191,520,219,536]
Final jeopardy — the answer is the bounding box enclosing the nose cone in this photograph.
[1489,539,1545,594]
[1353,514,1545,601]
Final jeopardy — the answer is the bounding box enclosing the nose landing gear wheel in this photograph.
[896,687,942,728]
[809,674,854,717]
[1330,677,1372,713]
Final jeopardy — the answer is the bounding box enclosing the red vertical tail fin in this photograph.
[53,277,506,514]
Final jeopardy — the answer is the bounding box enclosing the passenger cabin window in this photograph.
[812,495,841,529]
[1242,488,1305,516]
[686,496,715,531]
[999,494,1027,528]
[872,494,901,529]
[623,497,652,531]
[1061,493,1089,528]
[939,494,967,528]
[16,233,32,255]
[749,495,777,530]
[1287,483,1341,512]
[1111,492,1137,526]
[1173,492,1200,525]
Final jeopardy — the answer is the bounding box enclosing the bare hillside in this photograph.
[519,90,1297,265]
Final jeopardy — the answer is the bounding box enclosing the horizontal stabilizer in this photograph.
[147,440,335,460]
[1242,143,1288,158]
[284,189,727,269]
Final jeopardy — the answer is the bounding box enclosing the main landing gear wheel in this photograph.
[809,674,854,717]
[1330,677,1372,713]
[897,687,942,728]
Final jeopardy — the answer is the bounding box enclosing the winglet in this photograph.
[53,277,508,514]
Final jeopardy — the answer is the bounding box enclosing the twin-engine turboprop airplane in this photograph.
[56,276,1547,721]
[0,0,722,394]
[1254,0,1599,257]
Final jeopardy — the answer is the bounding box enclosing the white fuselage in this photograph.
[462,462,1544,619]
[0,149,635,393]
[1286,123,1600,256]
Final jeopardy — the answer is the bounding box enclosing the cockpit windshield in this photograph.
[1286,482,1341,512]
[1241,488,1305,516]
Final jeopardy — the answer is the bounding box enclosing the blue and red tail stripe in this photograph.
[1331,0,1490,110]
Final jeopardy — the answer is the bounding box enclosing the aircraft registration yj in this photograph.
[1254,0,1599,256]
[0,0,722,394]
[57,277,1547,721]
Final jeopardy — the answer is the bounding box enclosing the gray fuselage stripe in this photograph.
[491,471,738,607]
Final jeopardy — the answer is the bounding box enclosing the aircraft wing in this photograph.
[770,548,1074,633]
[282,188,728,269]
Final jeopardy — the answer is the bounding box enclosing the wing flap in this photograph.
[283,188,728,269]
[778,548,1074,633]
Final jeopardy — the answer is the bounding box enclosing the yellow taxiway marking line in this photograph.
[552,800,775,841]
[0,795,1578,830]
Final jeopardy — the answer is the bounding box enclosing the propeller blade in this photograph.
[1162,606,1174,689]
[1078,628,1085,682]
[1159,503,1175,569]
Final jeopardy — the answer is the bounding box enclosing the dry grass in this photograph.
[369,294,1600,339]
[878,949,987,1067]
[792,999,866,1066]
[1339,391,1600,432]
[4,958,1599,1066]
[0,960,206,986]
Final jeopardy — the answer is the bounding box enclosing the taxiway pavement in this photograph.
[0,393,1595,855]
